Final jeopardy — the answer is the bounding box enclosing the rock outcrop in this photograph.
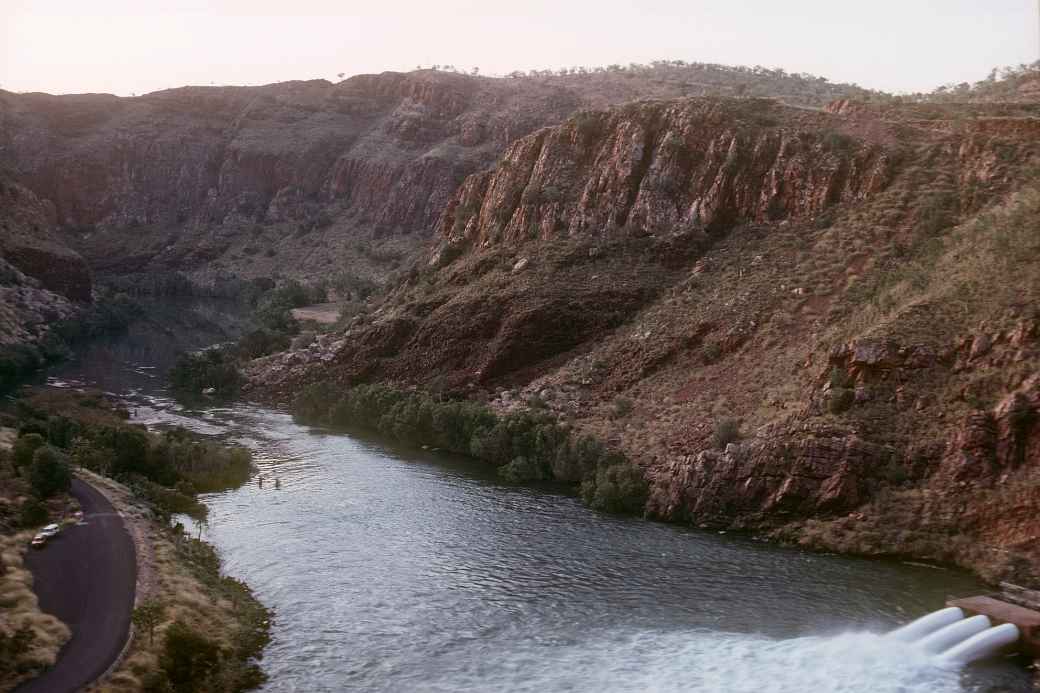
[0,178,83,388]
[0,176,92,301]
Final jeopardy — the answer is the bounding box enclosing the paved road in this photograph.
[17,478,137,693]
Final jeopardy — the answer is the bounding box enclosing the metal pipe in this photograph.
[887,607,964,642]
[916,615,991,653]
[939,623,1020,665]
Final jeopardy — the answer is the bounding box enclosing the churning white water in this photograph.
[414,630,962,693]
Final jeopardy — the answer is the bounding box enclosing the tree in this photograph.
[12,433,45,472]
[29,446,71,498]
[133,600,166,646]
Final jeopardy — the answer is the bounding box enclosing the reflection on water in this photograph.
[46,303,1035,692]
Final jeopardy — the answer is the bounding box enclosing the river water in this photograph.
[43,301,1034,692]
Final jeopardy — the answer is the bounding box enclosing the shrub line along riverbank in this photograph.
[294,381,649,514]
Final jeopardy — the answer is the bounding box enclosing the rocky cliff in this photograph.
[0,174,88,385]
[0,66,873,290]
[246,91,1040,584]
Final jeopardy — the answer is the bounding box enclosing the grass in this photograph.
[80,470,270,693]
[0,532,72,692]
[0,439,72,693]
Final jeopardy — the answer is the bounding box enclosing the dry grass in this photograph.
[82,471,269,693]
[0,532,71,693]
[0,437,73,692]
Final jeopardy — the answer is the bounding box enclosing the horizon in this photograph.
[2,0,1038,98]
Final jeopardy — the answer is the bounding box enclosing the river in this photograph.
[42,300,1034,692]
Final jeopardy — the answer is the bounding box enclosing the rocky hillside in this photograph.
[0,173,90,382]
[247,91,1040,584]
[0,66,874,292]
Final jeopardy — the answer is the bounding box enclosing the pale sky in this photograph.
[1,0,1037,97]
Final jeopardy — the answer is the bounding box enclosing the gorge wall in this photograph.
[0,66,874,290]
[247,91,1040,584]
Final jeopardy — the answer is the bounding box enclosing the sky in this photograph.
[1,0,1038,96]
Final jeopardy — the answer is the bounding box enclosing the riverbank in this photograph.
[80,470,270,693]
[1,389,270,692]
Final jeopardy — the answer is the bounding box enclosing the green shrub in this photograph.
[826,387,855,414]
[611,397,633,419]
[69,437,115,475]
[0,344,44,392]
[159,621,222,693]
[579,457,648,513]
[19,499,48,528]
[12,433,45,472]
[295,383,647,515]
[132,479,207,520]
[828,366,852,389]
[152,430,253,493]
[237,328,291,360]
[498,456,551,482]
[29,446,72,498]
[712,418,742,449]
[46,415,81,449]
[169,349,242,398]
[702,342,722,364]
[822,131,855,152]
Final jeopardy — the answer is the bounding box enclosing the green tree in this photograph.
[133,600,166,645]
[69,437,115,475]
[19,499,48,528]
[29,446,72,498]
[12,433,45,472]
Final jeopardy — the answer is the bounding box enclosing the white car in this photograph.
[40,523,61,538]
[30,534,47,549]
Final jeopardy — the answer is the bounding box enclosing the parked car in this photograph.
[31,534,47,549]
[40,523,61,538]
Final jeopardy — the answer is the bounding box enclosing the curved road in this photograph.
[17,478,137,693]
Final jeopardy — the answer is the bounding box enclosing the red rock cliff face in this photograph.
[0,75,579,233]
[0,175,92,301]
[437,99,891,251]
[250,98,897,392]
[0,174,85,357]
[0,68,879,282]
